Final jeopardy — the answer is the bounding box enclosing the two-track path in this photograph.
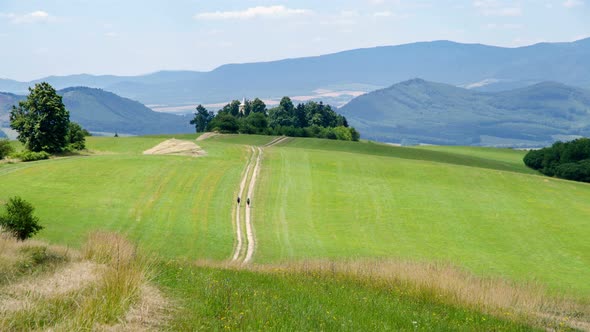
[230,137,288,264]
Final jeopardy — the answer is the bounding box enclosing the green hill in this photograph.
[1,135,588,329]
[0,92,24,137]
[58,87,192,135]
[339,79,590,146]
[0,87,191,136]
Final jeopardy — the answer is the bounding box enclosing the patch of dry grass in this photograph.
[0,229,71,285]
[0,231,168,331]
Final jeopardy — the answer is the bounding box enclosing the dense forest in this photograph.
[190,97,359,141]
[524,138,590,183]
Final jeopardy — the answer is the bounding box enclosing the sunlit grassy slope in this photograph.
[255,138,590,297]
[2,134,589,298]
[0,135,272,259]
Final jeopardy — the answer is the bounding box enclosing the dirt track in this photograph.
[230,137,289,264]
[243,147,262,264]
[231,146,255,262]
[230,146,261,264]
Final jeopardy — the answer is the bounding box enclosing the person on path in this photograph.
[247,198,250,206]
[237,196,241,205]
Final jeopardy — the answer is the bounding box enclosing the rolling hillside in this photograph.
[0,92,24,137]
[339,79,590,146]
[1,134,589,329]
[0,87,192,136]
[0,38,589,106]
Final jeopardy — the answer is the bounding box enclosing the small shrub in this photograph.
[11,150,50,162]
[0,139,14,159]
[0,196,43,241]
[66,122,87,150]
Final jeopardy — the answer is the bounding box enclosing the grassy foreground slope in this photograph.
[0,135,271,259]
[255,138,590,297]
[156,262,537,331]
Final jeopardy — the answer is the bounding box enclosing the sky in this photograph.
[0,0,588,81]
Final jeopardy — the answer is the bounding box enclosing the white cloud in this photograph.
[563,0,584,8]
[473,1,522,16]
[194,6,312,20]
[0,10,55,24]
[373,11,393,17]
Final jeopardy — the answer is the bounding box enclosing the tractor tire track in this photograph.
[231,146,255,262]
[243,147,262,264]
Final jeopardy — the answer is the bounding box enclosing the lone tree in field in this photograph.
[10,82,70,153]
[0,196,43,241]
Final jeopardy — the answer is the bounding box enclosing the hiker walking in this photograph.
[237,196,241,205]
[247,198,250,206]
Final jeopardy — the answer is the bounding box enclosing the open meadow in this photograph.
[1,134,589,330]
[0,135,272,259]
[255,138,590,298]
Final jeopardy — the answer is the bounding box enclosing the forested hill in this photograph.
[339,79,590,147]
[0,87,191,136]
[0,92,25,137]
[0,38,589,106]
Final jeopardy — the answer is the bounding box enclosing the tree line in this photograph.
[190,97,360,141]
[524,138,590,183]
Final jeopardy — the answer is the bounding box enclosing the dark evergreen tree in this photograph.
[190,104,214,132]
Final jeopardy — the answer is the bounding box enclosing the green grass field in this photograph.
[156,262,538,331]
[1,134,589,329]
[0,135,271,259]
[255,138,590,297]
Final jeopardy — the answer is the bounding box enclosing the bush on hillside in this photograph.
[0,139,14,159]
[524,138,590,183]
[66,122,87,151]
[11,151,50,162]
[0,196,43,241]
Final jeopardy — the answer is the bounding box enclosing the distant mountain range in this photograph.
[0,87,191,137]
[1,38,589,108]
[339,79,590,147]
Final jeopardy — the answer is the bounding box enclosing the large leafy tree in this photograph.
[209,113,239,133]
[190,104,214,132]
[10,82,70,153]
[268,96,296,127]
[250,98,267,115]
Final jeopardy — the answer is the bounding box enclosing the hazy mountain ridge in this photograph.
[1,38,589,106]
[0,87,191,136]
[339,79,590,147]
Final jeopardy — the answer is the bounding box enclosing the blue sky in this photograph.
[0,0,588,80]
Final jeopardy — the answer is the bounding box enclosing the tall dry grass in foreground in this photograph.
[274,260,590,329]
[0,228,71,285]
[208,259,589,330]
[0,231,163,331]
